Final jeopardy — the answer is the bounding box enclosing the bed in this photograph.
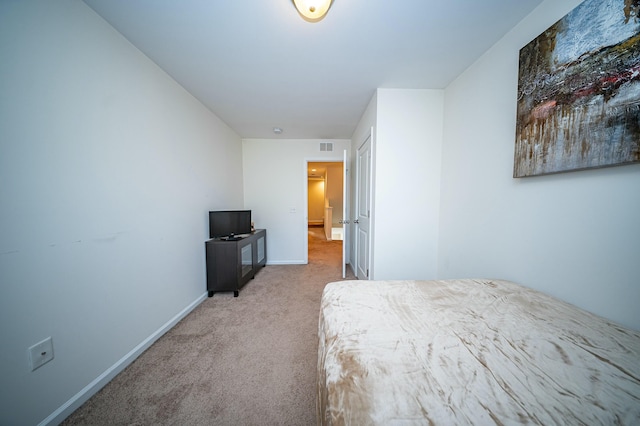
[317,279,640,425]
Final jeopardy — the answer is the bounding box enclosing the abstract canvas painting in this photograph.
[514,0,640,177]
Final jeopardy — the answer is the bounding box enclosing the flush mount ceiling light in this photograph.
[292,0,333,23]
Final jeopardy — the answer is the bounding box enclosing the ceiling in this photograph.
[83,0,543,140]
[308,161,342,179]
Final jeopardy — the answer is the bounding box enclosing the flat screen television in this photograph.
[209,210,252,239]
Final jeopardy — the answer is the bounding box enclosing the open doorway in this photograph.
[307,161,344,266]
[307,162,344,240]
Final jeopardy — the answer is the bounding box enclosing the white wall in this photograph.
[439,0,640,330]
[307,179,325,223]
[0,1,244,424]
[368,89,444,280]
[242,139,350,264]
[326,163,344,226]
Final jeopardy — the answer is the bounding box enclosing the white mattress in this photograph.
[317,279,640,425]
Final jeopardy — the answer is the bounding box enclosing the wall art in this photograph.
[514,0,640,177]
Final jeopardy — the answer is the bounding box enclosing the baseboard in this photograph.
[266,260,306,265]
[39,292,208,426]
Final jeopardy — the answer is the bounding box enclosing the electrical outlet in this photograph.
[28,337,54,371]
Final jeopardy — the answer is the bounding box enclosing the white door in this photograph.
[342,150,348,278]
[355,135,372,280]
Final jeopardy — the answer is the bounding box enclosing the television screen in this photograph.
[209,210,251,239]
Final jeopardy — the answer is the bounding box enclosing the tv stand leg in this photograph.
[208,291,214,297]
[234,291,239,297]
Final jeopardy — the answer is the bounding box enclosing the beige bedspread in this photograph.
[317,279,640,425]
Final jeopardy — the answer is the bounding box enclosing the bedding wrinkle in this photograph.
[317,279,640,425]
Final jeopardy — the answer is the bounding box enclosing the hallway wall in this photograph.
[307,179,325,224]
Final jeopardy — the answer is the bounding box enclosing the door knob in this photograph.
[354,219,359,224]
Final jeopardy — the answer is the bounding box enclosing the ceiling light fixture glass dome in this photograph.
[292,0,333,23]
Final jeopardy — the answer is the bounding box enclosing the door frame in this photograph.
[303,158,347,266]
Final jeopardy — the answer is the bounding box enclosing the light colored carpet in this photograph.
[62,227,354,425]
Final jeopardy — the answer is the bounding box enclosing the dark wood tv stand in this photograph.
[206,229,266,297]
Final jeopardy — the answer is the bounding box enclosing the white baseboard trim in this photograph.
[39,292,208,426]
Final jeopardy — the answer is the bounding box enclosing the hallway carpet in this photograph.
[62,229,353,425]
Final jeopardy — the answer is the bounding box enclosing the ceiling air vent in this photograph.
[320,142,333,152]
